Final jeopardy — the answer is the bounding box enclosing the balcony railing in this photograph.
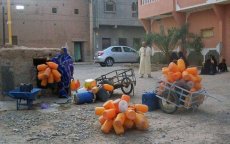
[141,0,160,5]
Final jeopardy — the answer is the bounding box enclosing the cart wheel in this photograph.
[121,77,133,95]
[159,90,179,114]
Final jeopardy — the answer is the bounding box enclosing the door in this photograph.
[123,46,138,62]
[74,42,83,62]
[110,46,123,62]
[102,38,111,50]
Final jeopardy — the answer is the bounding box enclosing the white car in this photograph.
[94,46,139,67]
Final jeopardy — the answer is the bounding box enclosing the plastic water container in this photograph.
[74,91,94,104]
[96,88,109,102]
[142,92,159,111]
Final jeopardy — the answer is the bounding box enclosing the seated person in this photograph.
[51,47,74,98]
[200,57,217,75]
[218,58,228,72]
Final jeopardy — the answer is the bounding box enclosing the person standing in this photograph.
[139,41,152,78]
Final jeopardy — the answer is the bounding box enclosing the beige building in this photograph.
[0,0,91,61]
[0,0,145,62]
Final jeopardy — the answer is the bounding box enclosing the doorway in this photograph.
[74,42,83,62]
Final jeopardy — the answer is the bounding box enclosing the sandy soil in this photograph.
[0,64,229,144]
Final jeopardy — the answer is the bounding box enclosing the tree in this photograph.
[145,24,204,63]
[178,23,204,53]
[145,25,181,62]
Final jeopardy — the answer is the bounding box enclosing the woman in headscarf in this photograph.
[51,47,74,98]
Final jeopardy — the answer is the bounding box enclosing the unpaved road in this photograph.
[0,64,230,144]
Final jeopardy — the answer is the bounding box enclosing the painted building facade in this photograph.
[0,0,92,61]
[92,0,145,52]
[0,0,146,62]
[138,0,230,65]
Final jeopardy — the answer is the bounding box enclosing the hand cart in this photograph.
[95,69,136,96]
[155,79,208,114]
[8,88,41,110]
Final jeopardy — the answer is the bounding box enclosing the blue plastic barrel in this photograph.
[142,92,159,111]
[75,91,94,104]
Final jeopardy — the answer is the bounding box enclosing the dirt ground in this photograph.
[0,64,230,144]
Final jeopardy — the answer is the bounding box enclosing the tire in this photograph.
[121,77,134,95]
[105,58,114,67]
[159,90,179,114]
[100,63,106,67]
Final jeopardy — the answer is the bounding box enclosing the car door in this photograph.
[123,47,138,62]
[110,46,123,62]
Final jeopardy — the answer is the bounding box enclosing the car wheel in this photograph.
[100,63,106,67]
[105,58,114,67]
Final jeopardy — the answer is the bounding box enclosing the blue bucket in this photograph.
[75,91,94,104]
[142,92,159,111]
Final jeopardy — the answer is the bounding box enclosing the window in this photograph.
[201,28,214,38]
[123,47,132,52]
[74,9,79,14]
[131,2,138,17]
[131,2,138,11]
[52,7,57,14]
[102,38,111,49]
[104,0,116,12]
[12,36,18,45]
[133,38,141,50]
[111,47,122,52]
[119,38,127,46]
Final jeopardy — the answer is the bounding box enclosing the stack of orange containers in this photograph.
[161,59,202,92]
[37,62,61,87]
[95,95,149,135]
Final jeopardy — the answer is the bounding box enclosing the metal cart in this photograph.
[155,79,208,114]
[95,69,136,96]
[8,88,41,110]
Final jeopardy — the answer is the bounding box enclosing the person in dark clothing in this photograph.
[218,58,228,72]
[51,48,74,98]
[201,59,212,75]
[210,55,217,74]
[200,55,217,75]
[178,51,189,67]
[170,52,178,64]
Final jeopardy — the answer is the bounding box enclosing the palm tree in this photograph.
[145,25,181,62]
[178,23,204,53]
[145,24,204,63]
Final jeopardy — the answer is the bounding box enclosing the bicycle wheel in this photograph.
[159,90,179,114]
[121,77,133,95]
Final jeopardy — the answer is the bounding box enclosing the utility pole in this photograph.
[7,0,12,45]
[2,0,5,46]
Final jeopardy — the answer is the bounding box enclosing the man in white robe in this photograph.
[139,41,152,78]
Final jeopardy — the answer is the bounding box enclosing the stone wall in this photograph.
[0,47,60,100]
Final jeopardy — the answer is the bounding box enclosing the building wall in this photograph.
[177,0,207,8]
[0,0,91,61]
[188,9,219,48]
[95,26,145,51]
[93,0,141,27]
[138,0,174,19]
[151,17,178,33]
[224,4,230,64]
[92,0,145,51]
